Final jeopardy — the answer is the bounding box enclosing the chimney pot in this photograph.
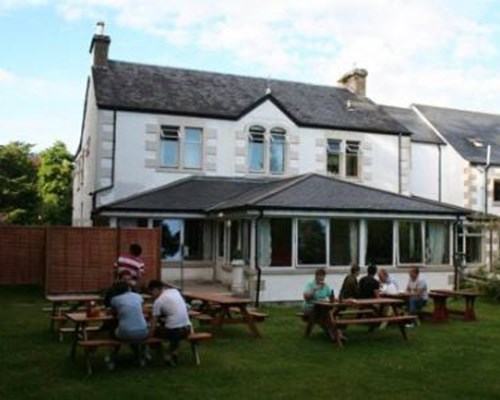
[338,68,368,97]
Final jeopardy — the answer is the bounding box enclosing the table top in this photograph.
[430,289,481,297]
[313,297,404,308]
[46,294,102,302]
[380,292,411,299]
[65,311,114,323]
[183,291,252,305]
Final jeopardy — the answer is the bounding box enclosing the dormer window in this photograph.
[270,127,286,174]
[249,125,265,172]
[160,125,180,167]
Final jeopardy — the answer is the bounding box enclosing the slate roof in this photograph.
[92,60,410,135]
[100,176,272,213]
[381,105,444,144]
[414,104,500,164]
[100,174,469,216]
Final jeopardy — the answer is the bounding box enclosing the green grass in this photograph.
[1,286,500,400]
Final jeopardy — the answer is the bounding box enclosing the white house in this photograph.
[384,105,500,270]
[73,26,470,302]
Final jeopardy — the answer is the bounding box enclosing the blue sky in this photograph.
[1,0,499,153]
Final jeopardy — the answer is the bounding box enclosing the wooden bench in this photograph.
[77,333,212,375]
[331,315,417,345]
[296,308,375,322]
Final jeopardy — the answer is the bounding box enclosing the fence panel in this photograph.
[0,226,46,285]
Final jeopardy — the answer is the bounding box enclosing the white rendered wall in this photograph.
[440,145,467,207]
[411,143,440,201]
[257,269,454,302]
[72,78,99,226]
[97,100,405,207]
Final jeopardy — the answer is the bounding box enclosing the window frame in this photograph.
[493,180,500,202]
[183,126,203,170]
[345,140,360,178]
[159,125,204,170]
[160,125,181,168]
[325,138,361,179]
[296,218,329,267]
[326,139,342,175]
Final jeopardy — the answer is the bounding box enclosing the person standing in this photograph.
[114,243,145,288]
[358,264,380,299]
[339,264,360,300]
[148,280,192,366]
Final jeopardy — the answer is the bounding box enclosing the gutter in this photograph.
[484,145,492,215]
[90,109,117,224]
[398,132,402,194]
[254,209,264,307]
[438,144,442,202]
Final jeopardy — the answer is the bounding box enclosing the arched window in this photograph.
[248,125,266,172]
[270,127,286,174]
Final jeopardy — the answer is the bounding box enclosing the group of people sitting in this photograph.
[303,264,429,325]
[103,244,192,369]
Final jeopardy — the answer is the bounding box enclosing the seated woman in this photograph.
[107,281,149,369]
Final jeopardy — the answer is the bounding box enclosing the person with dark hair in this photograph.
[339,264,360,300]
[406,266,428,320]
[105,280,149,369]
[358,264,380,299]
[113,243,145,287]
[303,268,335,313]
[148,280,191,366]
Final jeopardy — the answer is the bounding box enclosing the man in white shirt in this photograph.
[148,280,191,366]
[405,266,429,317]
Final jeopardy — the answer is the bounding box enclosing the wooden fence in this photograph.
[0,226,161,293]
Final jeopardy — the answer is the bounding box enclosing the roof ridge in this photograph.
[245,173,314,205]
[413,103,500,119]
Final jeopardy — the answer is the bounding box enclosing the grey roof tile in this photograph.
[100,174,468,216]
[382,105,444,144]
[414,104,500,164]
[92,61,410,135]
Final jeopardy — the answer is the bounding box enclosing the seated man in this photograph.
[303,268,335,313]
[148,279,192,366]
[378,268,399,295]
[405,266,428,319]
[358,264,380,299]
[106,281,149,369]
[339,264,360,300]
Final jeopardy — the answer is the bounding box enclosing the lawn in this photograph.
[1,286,500,400]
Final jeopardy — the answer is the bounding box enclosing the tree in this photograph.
[38,141,74,225]
[0,142,40,224]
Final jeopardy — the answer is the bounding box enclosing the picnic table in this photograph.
[183,292,265,338]
[306,298,416,347]
[46,294,103,332]
[429,289,481,322]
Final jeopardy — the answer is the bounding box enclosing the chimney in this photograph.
[89,21,111,67]
[338,68,368,97]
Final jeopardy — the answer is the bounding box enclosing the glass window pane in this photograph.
[184,128,202,169]
[298,219,327,265]
[327,153,340,174]
[270,219,292,266]
[330,219,359,265]
[218,222,225,258]
[184,220,204,260]
[270,136,285,174]
[154,219,182,261]
[366,220,393,265]
[249,135,265,172]
[425,221,449,264]
[161,139,178,167]
[345,140,359,177]
[466,237,482,263]
[399,221,423,263]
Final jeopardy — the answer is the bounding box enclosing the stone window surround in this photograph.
[325,137,362,180]
[246,123,289,175]
[158,125,204,171]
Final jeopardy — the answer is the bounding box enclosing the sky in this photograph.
[1,0,499,153]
